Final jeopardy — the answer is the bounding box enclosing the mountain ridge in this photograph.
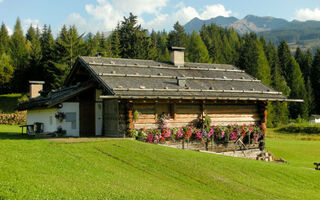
[183,15,320,52]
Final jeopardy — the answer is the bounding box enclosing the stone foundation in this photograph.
[162,139,260,153]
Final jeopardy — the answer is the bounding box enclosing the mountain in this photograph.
[184,16,238,33]
[184,15,290,34]
[183,15,320,52]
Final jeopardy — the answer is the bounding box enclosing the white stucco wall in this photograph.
[27,102,80,137]
[57,102,80,137]
[27,108,57,133]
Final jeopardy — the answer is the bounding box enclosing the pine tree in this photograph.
[0,53,14,93]
[295,47,314,115]
[278,42,308,118]
[265,42,290,126]
[287,58,308,119]
[278,40,292,79]
[311,48,320,114]
[84,33,99,56]
[9,18,28,70]
[186,30,211,63]
[96,32,112,57]
[56,25,84,67]
[237,33,271,86]
[40,25,55,62]
[109,26,121,57]
[168,22,187,48]
[0,23,10,54]
[27,26,43,81]
[117,13,156,59]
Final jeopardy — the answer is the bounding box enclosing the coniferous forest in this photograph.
[1,13,320,127]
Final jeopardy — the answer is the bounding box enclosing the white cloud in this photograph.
[0,0,3,3]
[200,4,232,19]
[144,3,232,30]
[296,8,320,21]
[7,27,12,35]
[84,0,168,31]
[61,0,232,33]
[23,18,41,34]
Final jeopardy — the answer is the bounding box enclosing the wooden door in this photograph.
[103,99,119,137]
[80,101,95,137]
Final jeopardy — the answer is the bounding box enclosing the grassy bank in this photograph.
[0,93,23,113]
[266,129,320,169]
[0,126,319,199]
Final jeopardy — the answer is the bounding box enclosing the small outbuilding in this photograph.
[310,115,320,124]
[19,47,302,137]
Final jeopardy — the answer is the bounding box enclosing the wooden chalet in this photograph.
[18,47,302,137]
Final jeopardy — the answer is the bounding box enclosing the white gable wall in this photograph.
[26,102,80,137]
[58,102,79,137]
[27,108,57,133]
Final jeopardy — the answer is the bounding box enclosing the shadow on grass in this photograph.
[0,132,31,140]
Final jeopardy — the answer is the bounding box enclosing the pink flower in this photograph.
[195,129,203,139]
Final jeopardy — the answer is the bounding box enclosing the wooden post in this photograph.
[260,102,268,135]
[201,101,206,128]
[127,103,134,134]
[171,103,176,119]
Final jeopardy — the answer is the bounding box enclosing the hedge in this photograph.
[278,123,320,134]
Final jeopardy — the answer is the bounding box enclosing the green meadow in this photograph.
[0,125,319,199]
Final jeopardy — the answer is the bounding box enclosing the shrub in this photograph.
[278,123,320,134]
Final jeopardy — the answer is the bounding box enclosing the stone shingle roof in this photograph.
[18,82,93,110]
[79,56,295,101]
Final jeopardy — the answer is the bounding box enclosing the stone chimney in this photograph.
[29,81,45,98]
[177,77,186,87]
[169,47,185,67]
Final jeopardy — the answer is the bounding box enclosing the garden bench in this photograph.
[19,125,34,135]
[314,163,320,170]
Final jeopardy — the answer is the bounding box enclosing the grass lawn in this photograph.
[266,129,320,169]
[0,126,320,199]
[0,93,22,113]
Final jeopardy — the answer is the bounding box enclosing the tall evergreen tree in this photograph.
[168,22,187,48]
[27,26,43,81]
[0,23,10,54]
[278,42,308,118]
[96,32,112,57]
[9,18,29,92]
[84,33,99,56]
[0,53,14,93]
[9,18,28,70]
[287,58,308,119]
[237,33,271,86]
[186,30,211,63]
[265,42,290,126]
[295,47,314,115]
[311,49,320,114]
[117,13,156,59]
[56,25,84,67]
[40,25,55,62]
[278,40,292,79]
[109,26,121,57]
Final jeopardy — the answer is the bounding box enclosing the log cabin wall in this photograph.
[128,101,263,131]
[206,104,260,126]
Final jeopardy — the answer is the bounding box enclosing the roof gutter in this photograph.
[100,95,303,102]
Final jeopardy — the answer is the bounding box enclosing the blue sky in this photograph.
[0,0,320,35]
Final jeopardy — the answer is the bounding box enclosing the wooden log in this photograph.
[127,103,134,133]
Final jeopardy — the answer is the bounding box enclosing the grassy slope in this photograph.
[0,93,22,113]
[0,127,320,199]
[266,130,320,168]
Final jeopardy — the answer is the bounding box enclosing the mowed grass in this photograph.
[266,129,320,169]
[0,93,22,113]
[0,126,320,199]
